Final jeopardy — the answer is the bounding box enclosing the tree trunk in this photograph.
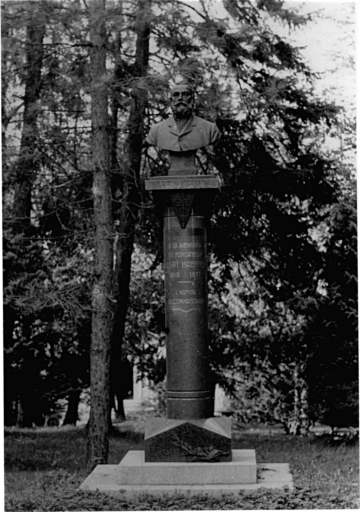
[63,389,81,426]
[12,4,46,225]
[4,305,17,426]
[18,319,37,428]
[110,0,151,425]
[2,12,10,152]
[87,0,114,469]
[109,23,123,178]
[108,20,125,423]
[5,4,46,427]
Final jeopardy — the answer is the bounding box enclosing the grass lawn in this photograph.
[4,422,359,511]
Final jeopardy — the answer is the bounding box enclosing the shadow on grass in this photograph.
[4,425,144,472]
[109,426,144,443]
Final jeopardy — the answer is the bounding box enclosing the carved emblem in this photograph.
[172,434,231,463]
[171,191,195,228]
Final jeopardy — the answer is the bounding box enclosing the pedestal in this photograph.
[144,175,231,462]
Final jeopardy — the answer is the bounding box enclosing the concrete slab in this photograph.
[80,450,293,498]
[118,450,256,484]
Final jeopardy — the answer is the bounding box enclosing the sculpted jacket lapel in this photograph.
[179,116,197,137]
[167,117,179,137]
[167,116,197,137]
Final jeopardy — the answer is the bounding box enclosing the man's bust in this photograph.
[146,81,221,176]
[146,114,221,153]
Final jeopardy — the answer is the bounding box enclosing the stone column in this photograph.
[144,175,232,463]
[164,184,212,419]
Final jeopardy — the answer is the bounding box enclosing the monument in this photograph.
[80,79,293,497]
[144,80,231,463]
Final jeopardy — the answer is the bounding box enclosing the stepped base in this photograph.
[80,450,293,498]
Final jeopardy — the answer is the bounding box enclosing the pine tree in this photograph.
[87,0,114,467]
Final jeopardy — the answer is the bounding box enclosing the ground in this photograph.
[4,415,359,511]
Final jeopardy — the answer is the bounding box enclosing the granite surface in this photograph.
[145,418,232,463]
[145,175,220,190]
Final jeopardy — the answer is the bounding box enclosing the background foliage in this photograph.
[2,0,357,435]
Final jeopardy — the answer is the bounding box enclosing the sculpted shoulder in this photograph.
[146,115,221,152]
[193,116,221,143]
[145,118,170,147]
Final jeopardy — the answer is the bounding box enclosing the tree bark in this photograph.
[2,11,10,152]
[109,23,123,178]
[63,389,81,426]
[110,0,151,424]
[12,5,46,225]
[87,0,114,469]
[17,319,36,427]
[4,304,17,426]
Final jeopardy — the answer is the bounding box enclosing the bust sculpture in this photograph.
[145,80,221,176]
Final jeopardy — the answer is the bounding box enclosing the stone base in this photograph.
[79,450,294,498]
[145,417,231,462]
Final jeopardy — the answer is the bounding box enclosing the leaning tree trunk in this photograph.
[87,0,114,469]
[110,0,151,424]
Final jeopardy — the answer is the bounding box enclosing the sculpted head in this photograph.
[170,82,194,120]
